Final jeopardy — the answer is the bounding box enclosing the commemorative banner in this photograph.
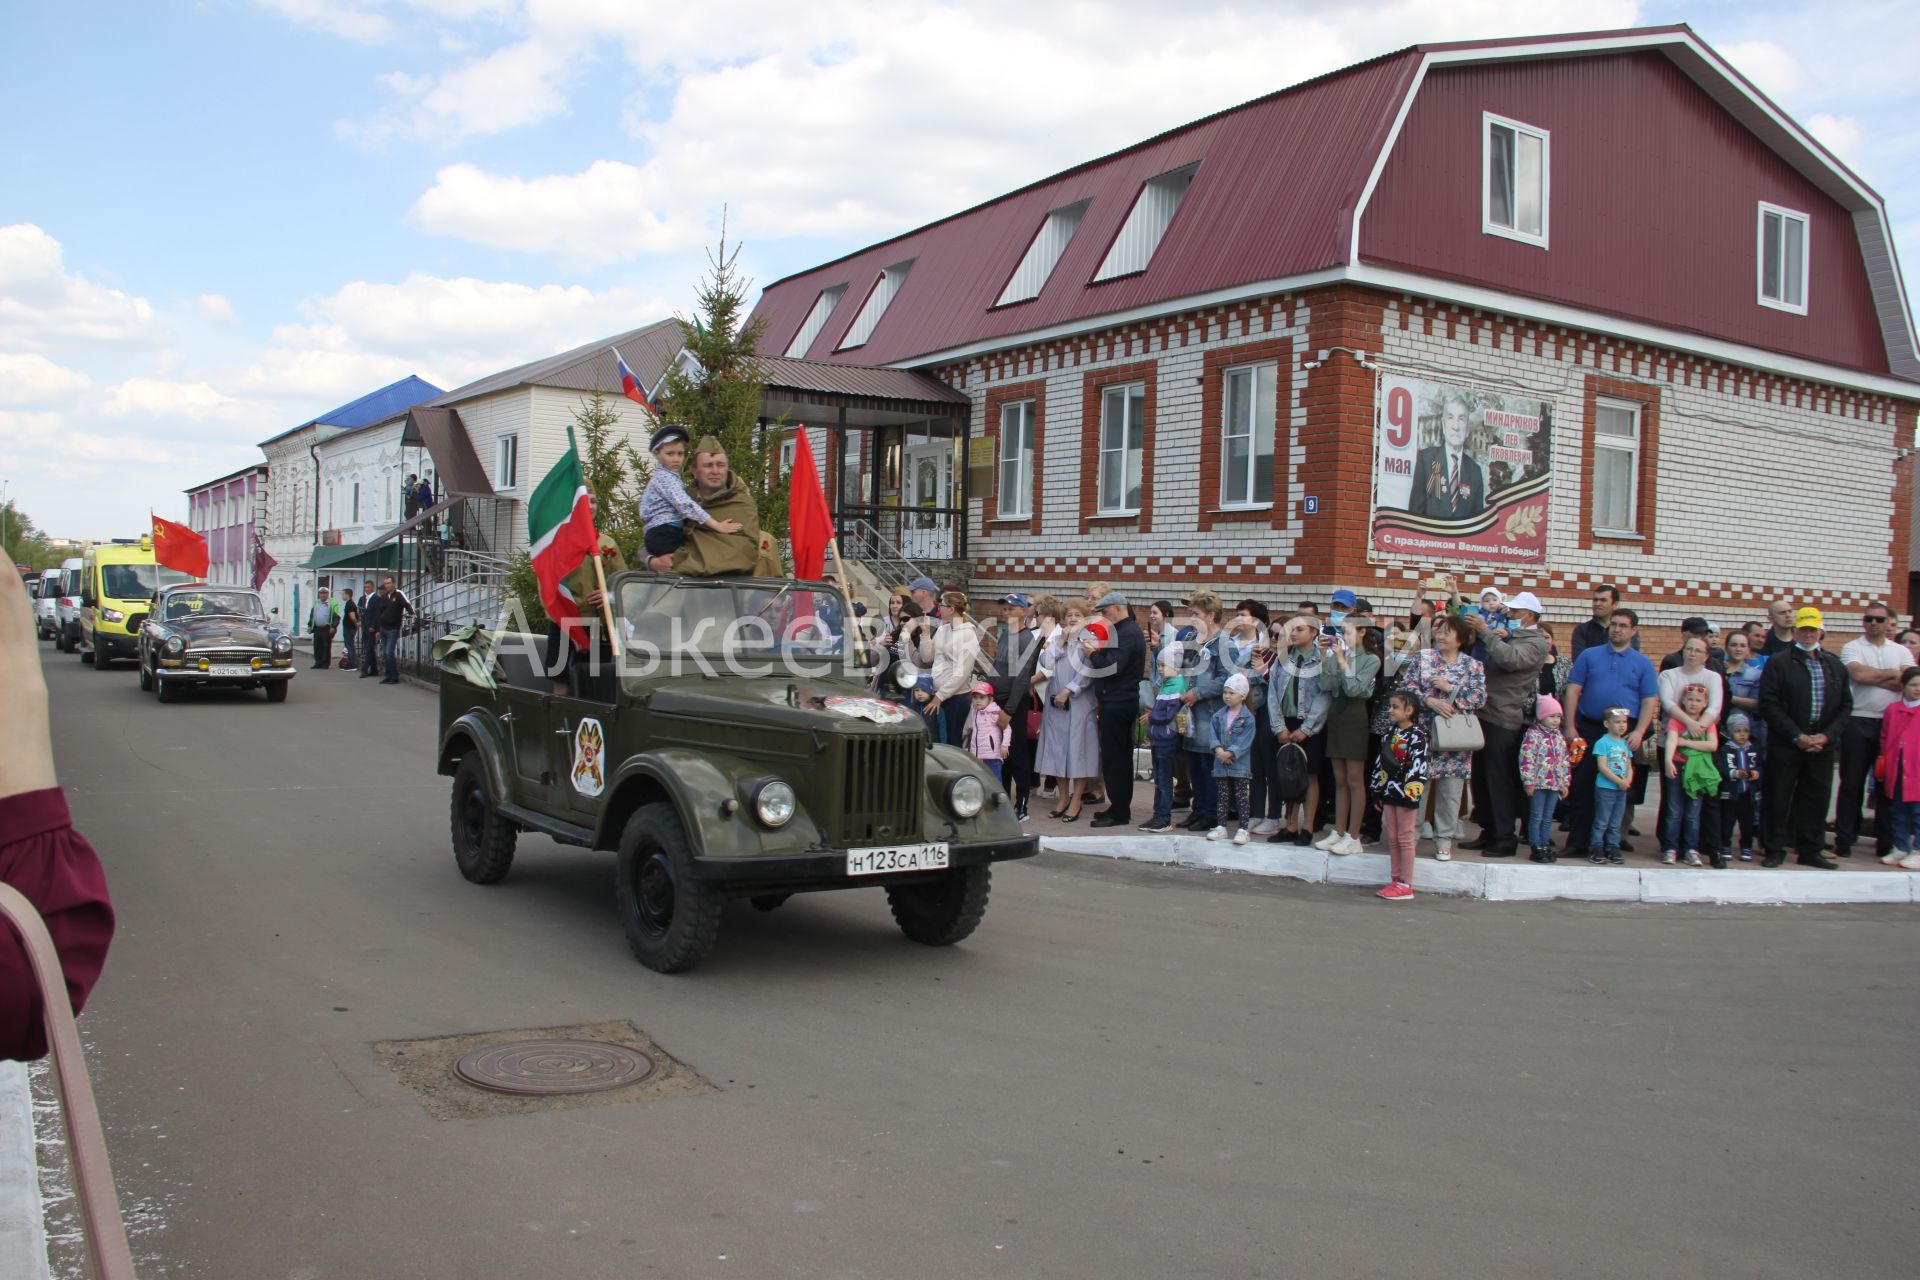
[1369,372,1552,566]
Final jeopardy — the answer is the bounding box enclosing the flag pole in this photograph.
[589,545,620,662]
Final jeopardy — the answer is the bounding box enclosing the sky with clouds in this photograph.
[2,0,1916,538]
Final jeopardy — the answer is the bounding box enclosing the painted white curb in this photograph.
[0,1062,50,1280]
[1042,834,1920,905]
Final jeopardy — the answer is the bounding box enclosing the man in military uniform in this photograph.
[656,436,777,577]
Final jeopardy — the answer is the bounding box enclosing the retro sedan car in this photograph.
[138,584,296,702]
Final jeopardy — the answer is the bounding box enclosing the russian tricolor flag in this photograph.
[612,345,658,416]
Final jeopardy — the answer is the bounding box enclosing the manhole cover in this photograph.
[452,1039,656,1096]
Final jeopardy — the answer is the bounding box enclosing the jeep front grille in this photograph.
[839,733,923,846]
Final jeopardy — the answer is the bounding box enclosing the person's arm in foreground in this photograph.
[0,568,115,1061]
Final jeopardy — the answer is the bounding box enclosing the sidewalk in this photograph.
[1020,791,1919,905]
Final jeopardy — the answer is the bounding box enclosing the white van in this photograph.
[52,557,85,651]
[35,567,62,638]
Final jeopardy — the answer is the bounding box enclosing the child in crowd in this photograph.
[638,423,743,560]
[1519,695,1571,862]
[1208,672,1257,845]
[962,681,1010,784]
[1661,683,1720,866]
[1715,712,1762,864]
[1589,706,1635,866]
[1140,650,1191,832]
[1369,690,1428,900]
[1874,668,1920,870]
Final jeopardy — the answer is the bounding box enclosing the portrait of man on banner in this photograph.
[1407,393,1486,521]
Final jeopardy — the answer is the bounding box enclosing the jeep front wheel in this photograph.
[615,802,721,974]
[886,865,991,947]
[450,755,516,884]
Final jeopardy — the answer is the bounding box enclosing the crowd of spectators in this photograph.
[869,571,1920,901]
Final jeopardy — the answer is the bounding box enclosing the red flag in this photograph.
[152,513,209,578]
[251,537,277,591]
[787,428,834,580]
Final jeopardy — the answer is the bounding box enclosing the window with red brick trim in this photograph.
[1078,361,1157,533]
[980,379,1045,536]
[1197,338,1291,532]
[1579,374,1660,554]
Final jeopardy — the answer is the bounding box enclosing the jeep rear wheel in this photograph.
[615,802,721,974]
[886,865,991,947]
[450,755,516,884]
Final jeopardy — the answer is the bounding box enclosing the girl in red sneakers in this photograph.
[1369,690,1428,900]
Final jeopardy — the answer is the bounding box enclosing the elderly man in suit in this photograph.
[1408,394,1486,521]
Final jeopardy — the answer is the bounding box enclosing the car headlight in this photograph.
[890,660,918,689]
[752,780,796,828]
[163,636,185,656]
[273,635,294,655]
[946,774,986,819]
[101,608,125,623]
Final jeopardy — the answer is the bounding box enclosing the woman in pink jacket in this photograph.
[1874,667,1920,870]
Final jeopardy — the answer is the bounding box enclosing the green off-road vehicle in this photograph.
[436,572,1036,972]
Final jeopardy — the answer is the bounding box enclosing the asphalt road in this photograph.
[39,645,1920,1278]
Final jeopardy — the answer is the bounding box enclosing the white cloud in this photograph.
[0,352,93,405]
[1720,39,1813,102]
[253,0,393,43]
[0,224,156,348]
[102,377,263,423]
[346,37,576,141]
[198,293,238,325]
[411,0,1643,259]
[1807,113,1867,169]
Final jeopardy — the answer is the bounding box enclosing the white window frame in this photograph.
[1591,396,1642,536]
[785,284,847,358]
[496,435,520,490]
[1756,201,1810,315]
[1482,112,1550,249]
[997,399,1035,517]
[837,260,914,350]
[1096,383,1145,516]
[1094,164,1197,283]
[1218,361,1277,509]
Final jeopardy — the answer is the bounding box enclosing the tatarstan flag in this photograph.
[152,512,209,578]
[528,427,602,650]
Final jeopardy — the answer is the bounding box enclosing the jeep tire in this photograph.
[615,802,721,974]
[886,865,991,947]
[450,755,516,884]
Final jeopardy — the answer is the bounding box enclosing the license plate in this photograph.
[846,842,950,876]
[209,665,252,678]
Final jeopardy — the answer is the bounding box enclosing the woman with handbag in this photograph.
[1265,615,1332,846]
[1397,614,1488,860]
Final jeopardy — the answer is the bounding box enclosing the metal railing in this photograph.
[842,517,933,594]
[0,885,134,1280]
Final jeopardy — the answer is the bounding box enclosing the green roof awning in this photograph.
[302,541,400,571]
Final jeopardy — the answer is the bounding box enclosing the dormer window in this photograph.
[998,200,1090,306]
[1483,112,1548,247]
[837,260,914,350]
[1757,202,1809,314]
[1093,164,1197,282]
[785,284,846,357]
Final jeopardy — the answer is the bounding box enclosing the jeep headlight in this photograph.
[273,635,294,656]
[946,774,986,819]
[101,607,126,623]
[163,636,185,656]
[752,780,796,828]
[890,660,918,689]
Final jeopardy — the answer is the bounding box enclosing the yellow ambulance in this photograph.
[78,537,194,670]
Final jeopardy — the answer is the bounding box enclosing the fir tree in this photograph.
[657,221,787,539]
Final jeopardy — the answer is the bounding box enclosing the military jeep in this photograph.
[436,572,1036,973]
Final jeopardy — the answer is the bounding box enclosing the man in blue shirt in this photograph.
[1561,608,1661,859]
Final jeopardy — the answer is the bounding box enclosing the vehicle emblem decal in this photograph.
[822,696,910,725]
[571,717,606,797]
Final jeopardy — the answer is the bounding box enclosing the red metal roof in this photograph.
[751,49,1421,367]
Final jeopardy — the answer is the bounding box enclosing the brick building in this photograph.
[748,25,1920,641]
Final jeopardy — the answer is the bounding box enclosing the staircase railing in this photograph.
[843,517,932,593]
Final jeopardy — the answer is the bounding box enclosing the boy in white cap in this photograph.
[639,423,742,561]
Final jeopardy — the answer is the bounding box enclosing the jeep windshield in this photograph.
[616,578,849,665]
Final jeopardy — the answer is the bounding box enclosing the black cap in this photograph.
[1680,616,1710,634]
[649,423,691,453]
